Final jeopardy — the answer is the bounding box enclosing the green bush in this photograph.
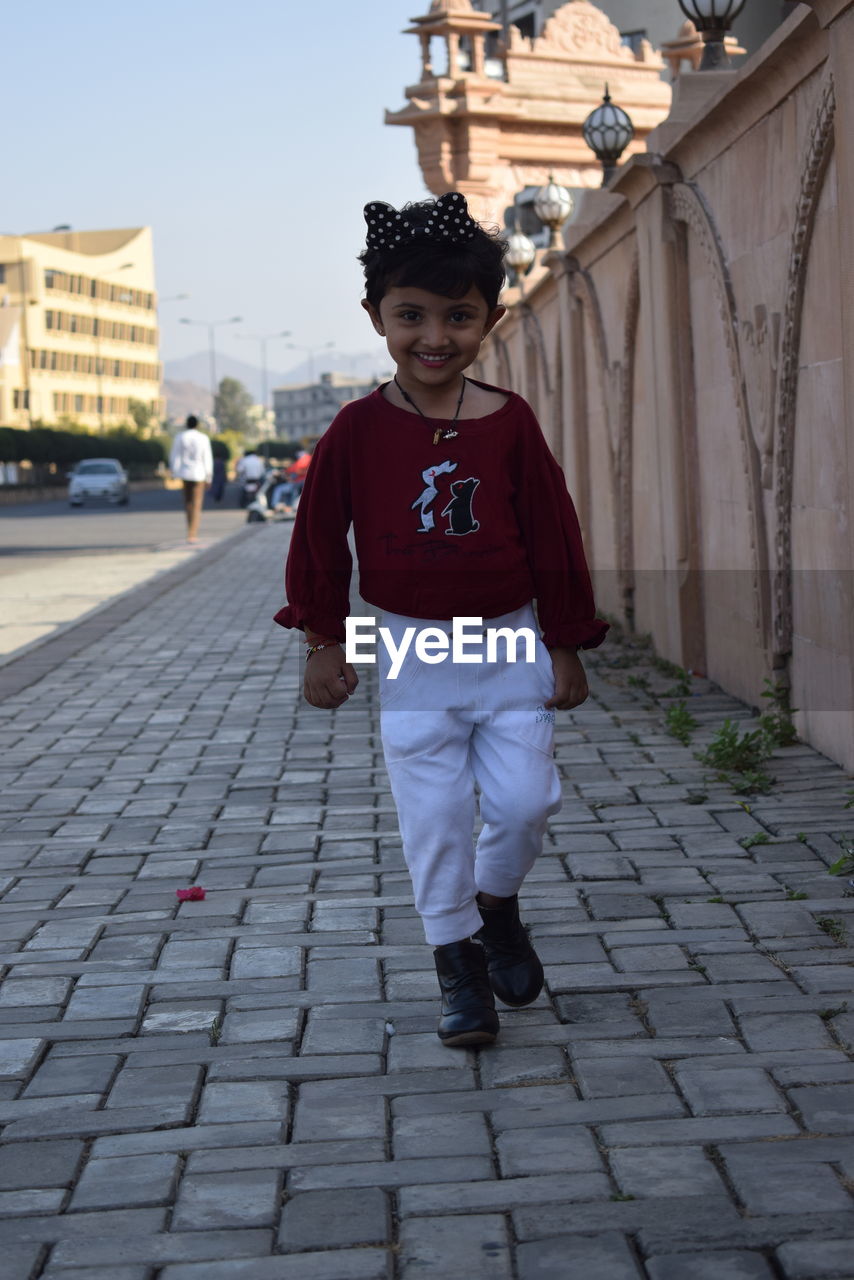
[0,424,165,481]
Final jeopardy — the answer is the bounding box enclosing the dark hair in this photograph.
[359,197,506,311]
[185,414,199,430]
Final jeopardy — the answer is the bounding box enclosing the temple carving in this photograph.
[386,0,672,222]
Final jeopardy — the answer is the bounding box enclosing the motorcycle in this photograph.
[245,471,299,524]
[239,476,264,509]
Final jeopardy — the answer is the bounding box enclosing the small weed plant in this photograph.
[665,700,699,746]
[758,678,798,747]
[818,1003,848,1021]
[653,657,693,698]
[828,837,854,878]
[740,832,770,849]
[695,719,775,794]
[816,916,847,944]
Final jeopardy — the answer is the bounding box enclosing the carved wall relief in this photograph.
[772,74,836,661]
[741,304,782,489]
[552,330,564,470]
[568,264,624,601]
[533,1,635,61]
[668,182,770,653]
[521,304,553,400]
[493,334,513,393]
[618,252,640,625]
[523,309,541,419]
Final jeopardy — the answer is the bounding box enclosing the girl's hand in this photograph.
[545,647,589,711]
[303,645,359,709]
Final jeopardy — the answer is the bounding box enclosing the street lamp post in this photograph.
[582,87,635,187]
[179,315,243,422]
[238,330,291,413]
[533,175,574,250]
[155,295,188,429]
[504,210,536,290]
[237,330,291,457]
[286,340,336,384]
[677,0,747,70]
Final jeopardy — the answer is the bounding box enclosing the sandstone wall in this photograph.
[476,1,854,771]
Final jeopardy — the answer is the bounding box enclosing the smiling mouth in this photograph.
[414,353,453,365]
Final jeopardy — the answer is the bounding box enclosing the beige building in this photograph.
[472,0,791,60]
[0,226,162,431]
[463,0,854,770]
[273,371,384,443]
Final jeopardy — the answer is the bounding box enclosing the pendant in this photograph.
[442,429,458,440]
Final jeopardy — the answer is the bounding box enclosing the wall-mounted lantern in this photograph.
[582,88,635,188]
[533,175,574,250]
[677,0,747,70]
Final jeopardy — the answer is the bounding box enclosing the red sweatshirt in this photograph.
[274,382,608,650]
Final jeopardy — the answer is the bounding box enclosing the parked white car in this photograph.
[68,459,130,507]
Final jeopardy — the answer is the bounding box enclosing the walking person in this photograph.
[275,192,607,1047]
[210,450,227,504]
[169,415,213,543]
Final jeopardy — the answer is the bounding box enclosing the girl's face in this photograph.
[363,285,504,396]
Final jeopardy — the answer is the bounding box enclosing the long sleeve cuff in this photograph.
[273,604,346,643]
[542,616,610,650]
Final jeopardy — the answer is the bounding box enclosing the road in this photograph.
[0,486,246,557]
[0,487,248,658]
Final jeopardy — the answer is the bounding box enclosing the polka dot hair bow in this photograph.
[363,192,478,251]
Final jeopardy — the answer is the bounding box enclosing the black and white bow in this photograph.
[363,191,478,251]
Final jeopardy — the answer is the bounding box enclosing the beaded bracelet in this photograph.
[305,641,341,660]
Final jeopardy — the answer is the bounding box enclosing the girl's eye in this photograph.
[451,312,475,323]
[399,311,421,322]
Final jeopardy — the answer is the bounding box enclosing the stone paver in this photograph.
[0,524,852,1277]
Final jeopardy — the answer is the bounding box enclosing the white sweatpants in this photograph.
[378,603,562,946]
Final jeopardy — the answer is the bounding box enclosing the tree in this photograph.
[128,397,156,435]
[214,378,254,434]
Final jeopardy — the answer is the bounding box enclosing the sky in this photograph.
[4,0,430,374]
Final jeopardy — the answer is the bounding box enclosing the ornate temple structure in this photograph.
[386,0,672,222]
[388,0,854,771]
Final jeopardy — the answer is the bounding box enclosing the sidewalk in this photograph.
[0,524,852,1280]
[0,501,246,659]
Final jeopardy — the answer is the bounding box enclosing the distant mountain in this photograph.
[163,379,213,425]
[163,350,392,401]
[163,352,287,402]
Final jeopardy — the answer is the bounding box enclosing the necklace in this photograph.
[393,374,466,445]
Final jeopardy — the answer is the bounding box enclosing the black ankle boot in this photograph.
[433,939,499,1047]
[474,895,544,1007]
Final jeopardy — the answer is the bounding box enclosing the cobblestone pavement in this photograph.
[0,490,246,658]
[0,524,852,1280]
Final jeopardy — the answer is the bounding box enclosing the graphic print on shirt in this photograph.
[411,460,457,533]
[442,477,480,536]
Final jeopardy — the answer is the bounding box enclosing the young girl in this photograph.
[275,192,607,1047]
